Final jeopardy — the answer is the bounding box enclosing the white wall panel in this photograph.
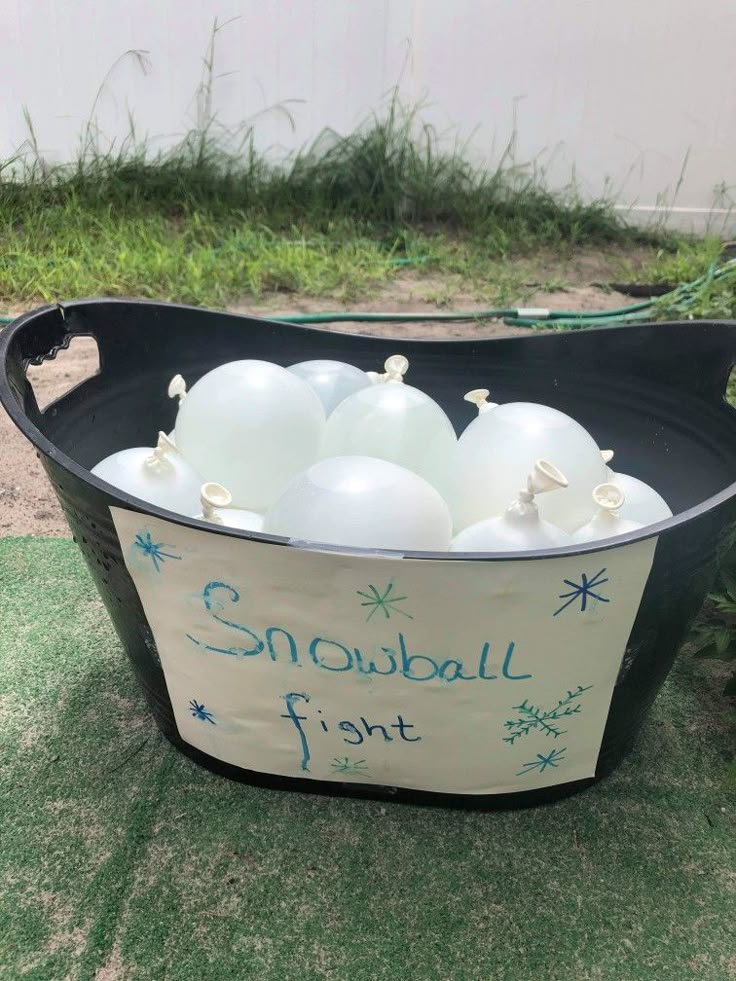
[1,0,733,230]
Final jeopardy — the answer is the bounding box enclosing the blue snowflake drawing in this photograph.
[503,685,593,745]
[330,757,369,776]
[516,747,567,777]
[554,568,609,617]
[189,699,216,724]
[357,582,413,621]
[133,531,181,573]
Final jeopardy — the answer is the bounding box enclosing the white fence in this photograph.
[1,0,735,232]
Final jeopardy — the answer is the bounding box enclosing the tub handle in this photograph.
[14,304,79,368]
[10,301,135,378]
[0,304,96,424]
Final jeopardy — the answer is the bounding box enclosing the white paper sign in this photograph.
[111,507,657,796]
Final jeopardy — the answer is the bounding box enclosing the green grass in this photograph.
[614,237,736,321]
[622,237,725,286]
[0,207,403,307]
[656,265,736,321]
[0,57,732,316]
[1,92,670,310]
[0,202,579,310]
[1,536,734,980]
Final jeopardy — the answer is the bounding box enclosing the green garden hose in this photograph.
[269,309,519,324]
[268,257,736,329]
[1,258,734,330]
[503,258,736,329]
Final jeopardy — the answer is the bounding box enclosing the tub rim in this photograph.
[1,297,735,563]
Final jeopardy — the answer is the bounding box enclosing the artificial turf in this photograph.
[1,537,734,981]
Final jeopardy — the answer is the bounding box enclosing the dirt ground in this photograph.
[0,259,641,537]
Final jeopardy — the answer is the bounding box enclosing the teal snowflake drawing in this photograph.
[133,532,181,573]
[357,582,413,621]
[503,685,593,745]
[516,747,567,776]
[554,568,609,616]
[189,699,216,724]
[331,757,369,776]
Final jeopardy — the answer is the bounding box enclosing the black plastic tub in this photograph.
[2,300,735,809]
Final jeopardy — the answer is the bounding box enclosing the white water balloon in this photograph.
[609,471,673,526]
[92,431,202,514]
[165,374,188,443]
[264,455,452,551]
[571,483,644,543]
[194,482,264,532]
[172,361,325,511]
[464,388,498,414]
[452,396,607,532]
[451,460,572,552]
[321,355,457,494]
[600,453,672,525]
[288,359,371,415]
